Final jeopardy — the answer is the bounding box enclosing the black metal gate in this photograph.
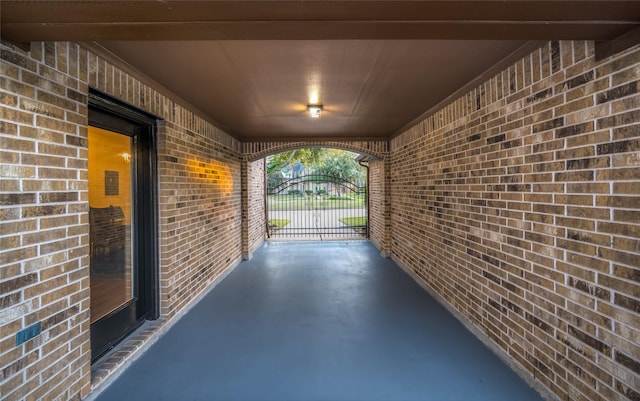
[267,173,367,240]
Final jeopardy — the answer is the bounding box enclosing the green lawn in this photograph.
[339,216,367,227]
[268,219,290,228]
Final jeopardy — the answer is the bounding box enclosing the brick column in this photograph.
[369,155,392,256]
[240,156,251,260]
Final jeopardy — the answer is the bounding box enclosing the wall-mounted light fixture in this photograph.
[121,152,131,163]
[307,105,323,118]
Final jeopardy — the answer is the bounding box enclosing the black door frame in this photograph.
[88,89,159,362]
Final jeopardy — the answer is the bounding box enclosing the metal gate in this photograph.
[267,174,367,240]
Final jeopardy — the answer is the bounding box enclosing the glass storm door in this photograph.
[88,93,157,361]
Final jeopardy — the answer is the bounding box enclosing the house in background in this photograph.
[1,2,639,401]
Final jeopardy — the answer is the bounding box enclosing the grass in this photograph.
[339,216,367,227]
[268,219,290,229]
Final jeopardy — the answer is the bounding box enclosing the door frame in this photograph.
[88,89,159,362]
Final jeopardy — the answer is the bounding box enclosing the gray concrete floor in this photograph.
[93,241,543,401]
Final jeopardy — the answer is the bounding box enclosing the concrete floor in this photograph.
[93,241,543,401]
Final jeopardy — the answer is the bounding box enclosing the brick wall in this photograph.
[87,45,243,317]
[368,157,391,255]
[5,37,637,401]
[245,141,389,254]
[157,121,241,318]
[85,46,244,318]
[243,158,265,259]
[243,140,388,162]
[1,42,91,401]
[1,41,244,400]
[390,41,640,401]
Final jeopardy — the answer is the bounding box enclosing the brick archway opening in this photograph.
[264,147,372,241]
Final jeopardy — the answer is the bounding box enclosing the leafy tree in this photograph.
[266,148,366,195]
[313,150,366,184]
[266,148,325,175]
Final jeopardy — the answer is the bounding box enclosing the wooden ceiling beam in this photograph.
[2,1,639,23]
[2,1,639,42]
[3,21,636,42]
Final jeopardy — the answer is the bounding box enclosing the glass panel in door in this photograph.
[88,126,135,323]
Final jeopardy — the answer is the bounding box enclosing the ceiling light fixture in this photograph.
[307,105,323,118]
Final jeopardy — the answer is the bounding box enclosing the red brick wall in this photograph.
[390,41,640,401]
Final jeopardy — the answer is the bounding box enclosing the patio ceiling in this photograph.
[2,1,639,141]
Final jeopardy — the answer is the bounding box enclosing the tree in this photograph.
[313,150,366,184]
[266,148,367,196]
[266,148,325,175]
